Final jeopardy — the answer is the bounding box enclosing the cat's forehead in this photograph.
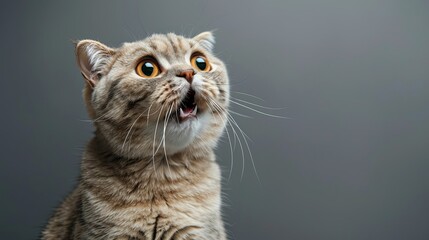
[119,33,200,64]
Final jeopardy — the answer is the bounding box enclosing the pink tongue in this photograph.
[183,107,193,114]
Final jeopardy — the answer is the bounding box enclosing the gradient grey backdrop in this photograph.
[1,0,429,239]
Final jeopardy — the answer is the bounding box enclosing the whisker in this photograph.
[232,91,266,102]
[207,94,260,183]
[205,95,246,181]
[152,104,165,175]
[127,102,158,153]
[226,112,260,183]
[121,111,145,153]
[229,99,288,119]
[205,101,235,181]
[231,96,284,110]
[146,102,156,125]
[229,110,252,118]
[162,105,174,177]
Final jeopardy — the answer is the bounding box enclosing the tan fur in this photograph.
[42,32,229,239]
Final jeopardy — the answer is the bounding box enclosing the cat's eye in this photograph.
[136,58,160,78]
[191,54,211,72]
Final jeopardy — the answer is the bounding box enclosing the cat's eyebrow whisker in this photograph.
[229,99,288,119]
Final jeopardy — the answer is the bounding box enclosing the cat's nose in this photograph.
[176,69,195,84]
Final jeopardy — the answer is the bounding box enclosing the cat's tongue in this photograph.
[179,106,197,120]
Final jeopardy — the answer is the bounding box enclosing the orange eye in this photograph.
[191,54,211,72]
[136,58,160,78]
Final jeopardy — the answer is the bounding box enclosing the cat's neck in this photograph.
[83,134,215,182]
[80,136,219,204]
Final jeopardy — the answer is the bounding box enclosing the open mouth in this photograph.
[177,88,197,122]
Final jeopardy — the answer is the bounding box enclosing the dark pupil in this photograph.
[142,62,154,76]
[195,57,206,70]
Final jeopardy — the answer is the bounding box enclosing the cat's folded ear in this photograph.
[193,31,215,52]
[75,40,115,88]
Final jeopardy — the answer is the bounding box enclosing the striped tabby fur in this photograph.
[42,32,229,240]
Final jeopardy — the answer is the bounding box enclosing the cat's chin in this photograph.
[161,111,210,155]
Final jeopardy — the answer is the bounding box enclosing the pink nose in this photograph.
[176,70,195,84]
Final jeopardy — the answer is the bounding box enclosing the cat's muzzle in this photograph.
[177,88,197,122]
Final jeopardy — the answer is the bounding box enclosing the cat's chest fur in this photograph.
[78,138,223,239]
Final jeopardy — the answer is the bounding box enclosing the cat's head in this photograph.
[76,32,229,159]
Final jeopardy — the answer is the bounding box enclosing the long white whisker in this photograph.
[127,103,158,153]
[232,91,266,101]
[230,99,287,119]
[226,112,260,183]
[229,110,252,118]
[121,111,145,153]
[230,119,245,181]
[163,105,174,177]
[146,102,156,126]
[145,102,155,116]
[205,101,235,181]
[205,95,245,181]
[231,96,284,110]
[152,104,165,173]
[226,115,254,143]
[208,94,260,182]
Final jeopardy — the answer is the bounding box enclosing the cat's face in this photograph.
[76,32,229,159]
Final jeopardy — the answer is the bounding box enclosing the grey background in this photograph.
[1,0,429,239]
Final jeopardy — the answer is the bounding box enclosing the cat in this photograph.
[42,32,229,240]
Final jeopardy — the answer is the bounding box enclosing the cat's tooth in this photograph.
[191,105,198,115]
[179,107,186,118]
